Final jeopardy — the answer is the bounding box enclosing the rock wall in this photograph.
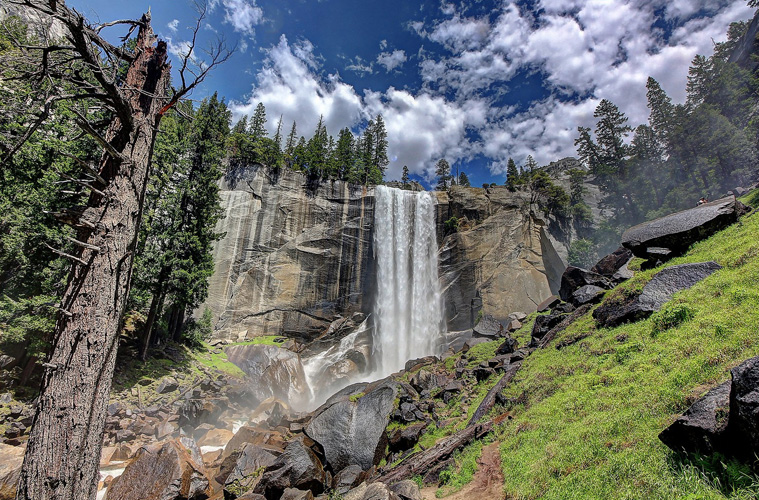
[437,186,572,330]
[204,163,599,339]
[204,166,375,340]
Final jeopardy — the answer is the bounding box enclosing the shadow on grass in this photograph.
[670,450,759,498]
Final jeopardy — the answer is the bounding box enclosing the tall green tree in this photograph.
[505,158,519,191]
[435,158,451,190]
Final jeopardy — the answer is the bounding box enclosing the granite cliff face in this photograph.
[204,166,375,340]
[205,164,600,340]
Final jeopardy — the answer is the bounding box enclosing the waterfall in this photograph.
[372,185,445,375]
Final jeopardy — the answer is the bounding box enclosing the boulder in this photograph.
[531,311,568,339]
[558,266,614,303]
[505,319,522,332]
[223,426,286,460]
[594,262,721,328]
[659,381,730,455]
[507,311,527,322]
[156,376,179,394]
[221,443,279,496]
[344,482,401,500]
[253,438,326,498]
[332,465,364,495]
[389,480,423,500]
[305,381,398,471]
[571,285,605,306]
[472,315,503,338]
[409,369,436,393]
[728,356,759,458]
[621,197,748,261]
[388,422,428,452]
[0,443,23,500]
[281,489,314,500]
[496,337,518,355]
[105,439,211,500]
[179,398,228,429]
[197,428,234,448]
[591,246,634,280]
[536,295,560,313]
[226,344,310,407]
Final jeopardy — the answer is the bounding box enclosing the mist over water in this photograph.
[372,185,445,374]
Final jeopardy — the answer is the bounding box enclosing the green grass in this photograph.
[437,440,484,497]
[495,211,759,499]
[231,335,281,347]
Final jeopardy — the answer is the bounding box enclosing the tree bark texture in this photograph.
[17,15,170,500]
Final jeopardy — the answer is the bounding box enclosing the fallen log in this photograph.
[467,361,521,428]
[377,420,493,485]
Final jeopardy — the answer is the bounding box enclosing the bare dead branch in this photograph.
[64,235,101,252]
[43,242,89,266]
[70,108,124,162]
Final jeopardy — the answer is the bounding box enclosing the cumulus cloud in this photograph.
[214,0,263,36]
[231,0,753,181]
[377,49,407,72]
[230,36,485,181]
[167,19,179,33]
[416,0,753,171]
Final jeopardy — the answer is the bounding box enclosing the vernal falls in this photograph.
[303,185,446,405]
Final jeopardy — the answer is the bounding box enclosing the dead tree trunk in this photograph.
[16,15,171,500]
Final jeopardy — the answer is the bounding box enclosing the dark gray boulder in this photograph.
[728,356,759,458]
[222,443,279,495]
[305,381,398,471]
[496,337,518,355]
[559,266,614,303]
[473,315,503,338]
[621,197,748,261]
[226,344,310,408]
[531,311,568,339]
[591,246,634,280]
[572,285,605,306]
[594,262,721,328]
[659,381,730,454]
[332,465,364,495]
[254,438,326,498]
[388,422,428,452]
[281,488,314,500]
[343,482,401,500]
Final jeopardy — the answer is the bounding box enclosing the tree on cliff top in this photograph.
[1,1,231,498]
[436,158,451,190]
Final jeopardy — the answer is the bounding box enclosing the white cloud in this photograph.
[230,36,485,181]
[167,19,179,33]
[218,0,264,36]
[230,0,754,181]
[376,49,407,72]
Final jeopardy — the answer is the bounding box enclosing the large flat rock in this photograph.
[226,344,310,407]
[594,262,722,328]
[621,197,747,259]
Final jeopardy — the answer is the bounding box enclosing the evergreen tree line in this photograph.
[574,19,758,257]
[229,102,389,185]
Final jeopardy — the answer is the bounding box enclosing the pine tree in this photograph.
[505,158,519,191]
[371,114,389,177]
[435,158,451,190]
[249,102,267,141]
[402,165,410,186]
[335,128,354,180]
[284,121,297,168]
[459,171,470,187]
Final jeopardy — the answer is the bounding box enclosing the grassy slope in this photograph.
[495,201,759,499]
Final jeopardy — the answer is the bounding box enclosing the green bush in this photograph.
[650,303,695,336]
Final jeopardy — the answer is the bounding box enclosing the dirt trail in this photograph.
[420,441,505,500]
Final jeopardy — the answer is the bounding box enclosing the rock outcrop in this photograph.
[203,166,375,340]
[594,262,722,328]
[621,197,748,265]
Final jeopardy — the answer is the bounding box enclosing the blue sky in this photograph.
[68,0,755,187]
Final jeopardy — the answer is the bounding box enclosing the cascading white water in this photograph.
[372,185,445,374]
